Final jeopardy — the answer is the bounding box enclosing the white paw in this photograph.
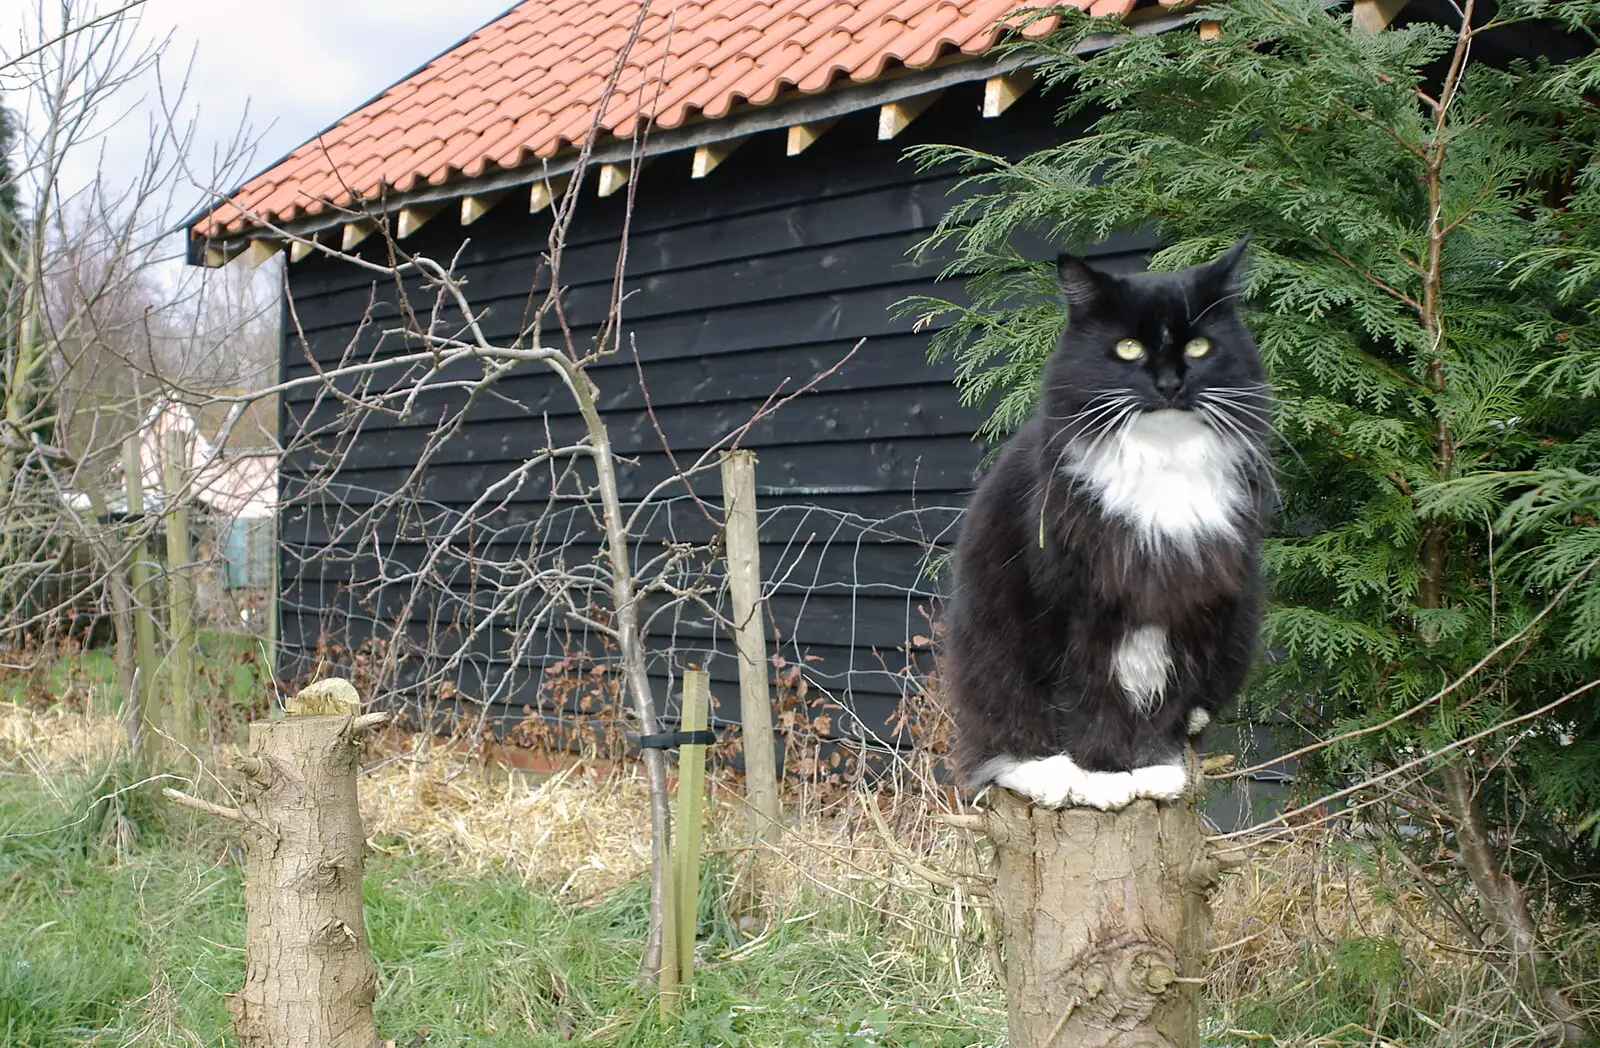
[1130,763,1188,801]
[992,755,1140,810]
[1072,770,1138,810]
[1186,708,1211,735]
[994,755,1080,807]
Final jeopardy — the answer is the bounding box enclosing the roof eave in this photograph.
[187,7,1197,264]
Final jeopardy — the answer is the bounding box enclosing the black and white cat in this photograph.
[944,239,1272,810]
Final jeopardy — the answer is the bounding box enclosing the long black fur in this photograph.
[943,240,1273,782]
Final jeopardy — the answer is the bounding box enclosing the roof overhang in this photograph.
[186,5,1199,268]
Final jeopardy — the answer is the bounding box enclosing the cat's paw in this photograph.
[1070,770,1138,810]
[1130,762,1188,801]
[994,755,1081,807]
[1185,708,1211,735]
[993,757,1139,810]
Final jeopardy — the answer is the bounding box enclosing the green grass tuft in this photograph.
[2,755,1001,1047]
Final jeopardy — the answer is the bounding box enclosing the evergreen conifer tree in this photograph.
[907,1,1599,1035]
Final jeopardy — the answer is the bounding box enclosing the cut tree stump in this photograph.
[977,768,1239,1048]
[164,678,387,1048]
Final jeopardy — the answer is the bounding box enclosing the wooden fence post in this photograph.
[674,669,711,989]
[978,762,1237,1048]
[164,678,387,1048]
[719,451,781,845]
[162,429,197,747]
[123,436,160,749]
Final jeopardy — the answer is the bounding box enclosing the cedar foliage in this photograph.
[906,0,1600,930]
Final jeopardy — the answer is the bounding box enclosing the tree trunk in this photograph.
[228,711,383,1048]
[982,786,1223,1048]
[1439,761,1586,1044]
[79,483,140,762]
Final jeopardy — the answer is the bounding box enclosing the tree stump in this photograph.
[981,781,1232,1048]
[166,679,385,1048]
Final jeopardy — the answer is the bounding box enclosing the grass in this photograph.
[0,701,1005,1047]
[4,682,1596,1047]
[0,781,1004,1047]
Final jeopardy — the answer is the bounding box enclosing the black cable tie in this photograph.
[639,729,718,749]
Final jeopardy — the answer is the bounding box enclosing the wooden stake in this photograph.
[674,670,711,986]
[460,190,509,225]
[878,91,943,140]
[341,219,377,251]
[529,175,571,213]
[1197,19,1222,41]
[123,437,160,754]
[162,429,197,748]
[692,137,747,178]
[786,119,838,156]
[981,762,1227,1048]
[266,501,280,697]
[396,201,444,238]
[1353,0,1408,32]
[983,72,1034,118]
[720,451,782,847]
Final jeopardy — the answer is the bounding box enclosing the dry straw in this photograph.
[6,703,1594,1045]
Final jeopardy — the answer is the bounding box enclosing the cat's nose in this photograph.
[1154,371,1183,399]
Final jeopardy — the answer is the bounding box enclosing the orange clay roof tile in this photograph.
[197,0,1099,238]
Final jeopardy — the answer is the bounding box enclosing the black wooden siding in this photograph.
[276,86,1143,744]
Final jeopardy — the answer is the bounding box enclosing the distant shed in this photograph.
[184,0,1529,753]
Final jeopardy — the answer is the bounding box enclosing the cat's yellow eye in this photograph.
[1184,337,1213,359]
[1114,338,1145,361]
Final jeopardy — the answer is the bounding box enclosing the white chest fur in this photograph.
[1066,409,1248,548]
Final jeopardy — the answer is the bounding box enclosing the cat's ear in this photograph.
[1203,235,1251,291]
[1056,255,1111,308]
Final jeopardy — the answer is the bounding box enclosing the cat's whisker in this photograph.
[1198,391,1275,427]
[1204,399,1308,479]
[1196,401,1263,451]
[1197,404,1281,487]
[1190,290,1241,324]
[1207,412,1278,456]
[1201,390,1272,406]
[1204,404,1275,436]
[1046,391,1132,425]
[1056,396,1136,446]
[1078,405,1138,462]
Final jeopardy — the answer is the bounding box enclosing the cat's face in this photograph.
[1041,239,1269,448]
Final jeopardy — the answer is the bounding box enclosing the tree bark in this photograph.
[981,785,1223,1048]
[79,482,140,762]
[1438,761,1586,1045]
[227,709,384,1048]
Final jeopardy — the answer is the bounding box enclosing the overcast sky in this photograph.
[2,0,516,246]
